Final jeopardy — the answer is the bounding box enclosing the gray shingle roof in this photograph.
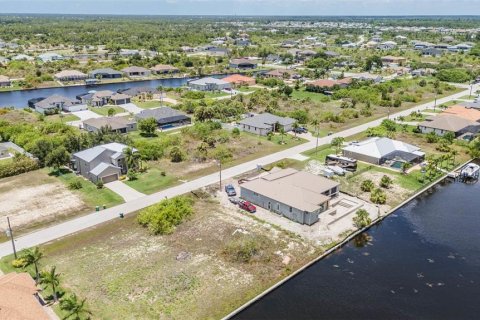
[136,107,190,124]
[239,113,296,128]
[90,163,120,176]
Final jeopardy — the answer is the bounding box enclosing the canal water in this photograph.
[233,179,480,320]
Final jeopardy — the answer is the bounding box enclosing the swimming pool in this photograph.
[390,160,404,169]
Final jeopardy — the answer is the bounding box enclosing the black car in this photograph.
[293,127,308,134]
[224,184,237,196]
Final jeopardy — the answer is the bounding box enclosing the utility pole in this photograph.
[219,159,222,191]
[6,217,17,259]
[434,91,437,112]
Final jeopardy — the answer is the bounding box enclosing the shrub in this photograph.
[11,258,28,268]
[170,146,185,162]
[232,127,240,137]
[127,170,138,181]
[96,180,104,189]
[137,196,193,235]
[353,209,372,228]
[425,131,439,143]
[0,157,39,179]
[371,188,387,204]
[68,179,83,190]
[182,90,205,99]
[360,179,375,192]
[380,175,393,188]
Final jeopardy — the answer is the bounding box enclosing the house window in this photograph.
[253,192,258,196]
[289,207,292,213]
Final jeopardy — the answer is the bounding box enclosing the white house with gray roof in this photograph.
[188,77,231,91]
[238,113,296,136]
[72,143,137,183]
[34,94,86,114]
[342,137,425,165]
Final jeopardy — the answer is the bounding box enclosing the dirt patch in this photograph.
[0,175,85,231]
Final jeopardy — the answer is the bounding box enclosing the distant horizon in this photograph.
[0,0,478,16]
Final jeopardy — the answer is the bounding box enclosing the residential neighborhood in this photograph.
[0,12,480,320]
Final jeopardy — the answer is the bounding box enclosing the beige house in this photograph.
[121,66,151,77]
[0,75,11,87]
[150,64,179,75]
[54,70,87,81]
[83,116,137,133]
[418,115,480,137]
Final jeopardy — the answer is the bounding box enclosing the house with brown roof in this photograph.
[306,78,352,93]
[54,70,87,81]
[443,105,480,122]
[0,272,50,320]
[77,90,131,106]
[150,64,179,75]
[0,75,11,87]
[240,168,340,225]
[222,74,256,86]
[121,66,151,78]
[264,69,301,80]
[83,116,137,133]
[418,114,480,137]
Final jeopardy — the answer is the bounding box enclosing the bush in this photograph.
[380,175,393,188]
[11,258,28,268]
[137,196,193,235]
[370,188,387,204]
[170,146,185,162]
[353,209,372,228]
[360,179,375,192]
[232,127,240,137]
[436,68,471,83]
[425,131,439,143]
[68,179,83,190]
[127,170,138,181]
[182,90,205,99]
[96,180,104,189]
[0,157,39,179]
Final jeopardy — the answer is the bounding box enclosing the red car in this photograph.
[239,200,256,213]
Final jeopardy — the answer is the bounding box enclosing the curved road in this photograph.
[0,85,476,258]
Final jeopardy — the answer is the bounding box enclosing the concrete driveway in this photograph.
[104,181,145,202]
[71,110,101,121]
[119,103,143,114]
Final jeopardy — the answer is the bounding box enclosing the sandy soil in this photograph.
[0,179,85,231]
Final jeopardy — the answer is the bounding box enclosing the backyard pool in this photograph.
[390,160,404,169]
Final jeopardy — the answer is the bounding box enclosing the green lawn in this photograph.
[89,106,125,116]
[204,91,230,99]
[134,100,163,109]
[54,170,124,208]
[45,113,80,123]
[291,89,330,103]
[124,168,178,194]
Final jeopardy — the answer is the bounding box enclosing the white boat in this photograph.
[327,165,346,176]
[460,163,480,179]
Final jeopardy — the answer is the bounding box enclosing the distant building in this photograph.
[72,143,137,183]
[77,90,131,107]
[83,116,137,133]
[418,115,480,137]
[264,69,301,79]
[33,94,85,114]
[240,168,340,225]
[238,112,295,136]
[54,70,87,82]
[11,54,34,61]
[342,137,425,165]
[381,55,407,66]
[188,77,231,91]
[377,41,397,50]
[121,66,151,78]
[229,58,258,69]
[306,78,351,93]
[422,48,443,57]
[150,64,179,75]
[222,74,256,86]
[89,68,123,79]
[0,75,11,87]
[37,52,63,62]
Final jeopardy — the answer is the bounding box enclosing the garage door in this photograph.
[102,174,118,183]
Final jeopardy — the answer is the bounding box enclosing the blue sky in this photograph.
[0,0,477,16]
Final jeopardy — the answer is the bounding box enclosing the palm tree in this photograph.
[449,149,459,167]
[23,247,43,284]
[40,266,61,303]
[401,162,412,175]
[123,147,139,172]
[292,122,299,139]
[60,293,92,320]
[279,128,286,144]
[311,119,320,154]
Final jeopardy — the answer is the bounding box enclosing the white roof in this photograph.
[343,137,422,159]
[189,77,229,86]
[73,143,137,162]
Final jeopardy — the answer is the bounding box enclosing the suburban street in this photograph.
[0,85,476,258]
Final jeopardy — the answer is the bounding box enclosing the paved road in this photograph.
[104,181,145,202]
[0,85,476,258]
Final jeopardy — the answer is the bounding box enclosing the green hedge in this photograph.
[0,157,39,178]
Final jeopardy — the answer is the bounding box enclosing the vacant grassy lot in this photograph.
[1,194,319,319]
[89,105,125,116]
[134,100,163,109]
[45,113,80,123]
[124,168,178,194]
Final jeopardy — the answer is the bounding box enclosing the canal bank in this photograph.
[0,70,266,108]
[226,160,480,320]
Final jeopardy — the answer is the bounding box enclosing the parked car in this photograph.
[327,131,333,136]
[239,200,256,213]
[225,184,237,196]
[229,197,240,204]
[293,126,308,134]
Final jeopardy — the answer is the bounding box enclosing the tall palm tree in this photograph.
[60,293,92,320]
[292,122,299,138]
[280,128,286,144]
[311,119,320,154]
[40,266,61,303]
[123,147,139,172]
[23,247,43,284]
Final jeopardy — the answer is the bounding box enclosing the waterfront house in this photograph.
[0,272,50,320]
[11,54,34,61]
[77,90,131,106]
[0,75,11,87]
[342,137,425,166]
[72,143,137,183]
[238,112,295,136]
[381,55,407,66]
[121,66,151,78]
[135,107,191,129]
[89,68,123,79]
[240,168,340,225]
[83,116,137,133]
[222,74,256,86]
[54,70,88,82]
[229,58,258,70]
[150,64,179,75]
[37,52,64,62]
[118,86,161,99]
[33,94,85,114]
[264,69,301,80]
[188,77,231,91]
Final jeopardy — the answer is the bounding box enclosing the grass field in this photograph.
[134,100,163,109]
[45,113,80,123]
[89,105,125,116]
[124,168,178,194]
